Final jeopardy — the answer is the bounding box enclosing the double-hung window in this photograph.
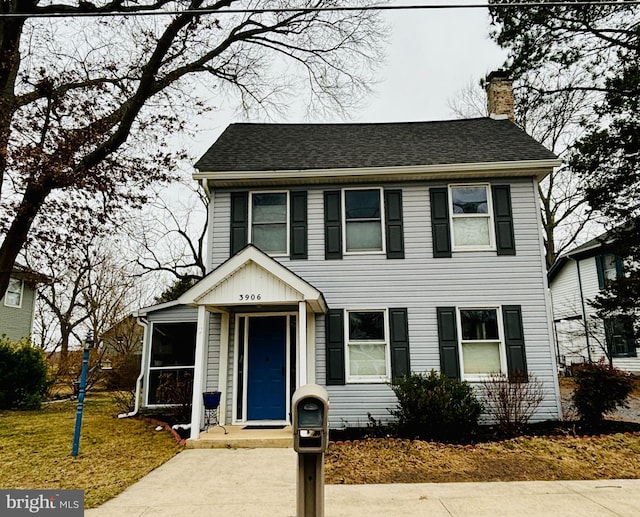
[250,192,289,255]
[449,184,495,250]
[343,188,384,253]
[346,310,390,382]
[458,308,505,379]
[4,278,23,308]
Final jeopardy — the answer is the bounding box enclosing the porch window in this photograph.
[343,189,384,253]
[250,192,289,255]
[458,308,505,378]
[147,322,196,405]
[346,310,389,382]
[449,184,495,250]
[4,277,23,308]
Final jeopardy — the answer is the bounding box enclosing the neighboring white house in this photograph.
[135,72,564,441]
[548,232,639,373]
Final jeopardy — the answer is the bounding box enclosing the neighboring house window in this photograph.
[437,305,527,381]
[250,191,289,255]
[4,278,23,308]
[147,322,197,405]
[458,308,505,379]
[449,184,494,250]
[596,253,623,289]
[346,310,389,382]
[605,317,636,358]
[343,188,384,253]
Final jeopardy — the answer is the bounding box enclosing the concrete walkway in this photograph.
[86,448,640,517]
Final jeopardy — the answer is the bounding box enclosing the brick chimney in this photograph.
[485,70,514,122]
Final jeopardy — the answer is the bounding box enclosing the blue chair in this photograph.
[202,391,227,434]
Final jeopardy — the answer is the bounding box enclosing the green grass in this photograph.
[0,393,183,508]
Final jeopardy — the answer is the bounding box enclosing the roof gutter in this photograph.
[193,159,562,187]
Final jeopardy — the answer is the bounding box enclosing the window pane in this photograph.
[349,312,384,340]
[6,278,22,306]
[150,323,197,367]
[461,310,499,340]
[462,342,501,374]
[349,343,387,376]
[148,369,194,405]
[451,186,488,214]
[452,218,490,247]
[603,253,618,282]
[252,193,287,223]
[253,223,287,253]
[345,190,380,219]
[346,221,382,251]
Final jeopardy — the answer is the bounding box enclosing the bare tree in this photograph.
[0,1,387,297]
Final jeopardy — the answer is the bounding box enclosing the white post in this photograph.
[298,301,308,387]
[190,305,209,441]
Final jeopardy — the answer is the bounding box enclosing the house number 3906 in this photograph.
[239,294,262,301]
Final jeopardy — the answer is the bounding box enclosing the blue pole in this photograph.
[71,347,90,457]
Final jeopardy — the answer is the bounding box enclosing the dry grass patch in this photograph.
[0,394,182,508]
[326,433,640,484]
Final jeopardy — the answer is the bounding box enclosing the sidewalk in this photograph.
[86,448,640,517]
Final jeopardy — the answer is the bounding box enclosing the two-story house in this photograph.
[0,265,47,342]
[549,231,639,373]
[135,72,564,441]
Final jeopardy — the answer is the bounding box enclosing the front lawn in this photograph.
[0,394,182,508]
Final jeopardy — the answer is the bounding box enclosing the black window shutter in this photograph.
[615,256,624,277]
[595,254,605,289]
[290,191,308,260]
[502,305,528,381]
[325,309,345,385]
[385,190,405,259]
[430,188,452,258]
[324,191,342,260]
[436,307,460,379]
[492,185,516,256]
[389,308,410,381]
[230,192,248,255]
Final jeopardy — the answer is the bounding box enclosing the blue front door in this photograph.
[247,316,287,421]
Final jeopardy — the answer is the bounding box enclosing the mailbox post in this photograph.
[292,384,329,517]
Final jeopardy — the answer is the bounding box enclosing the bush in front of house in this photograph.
[571,360,635,425]
[0,336,51,409]
[481,371,545,436]
[390,370,483,441]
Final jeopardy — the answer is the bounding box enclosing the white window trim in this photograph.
[145,321,197,407]
[341,187,386,255]
[4,277,24,308]
[248,190,290,257]
[456,306,508,382]
[345,308,391,383]
[448,183,496,252]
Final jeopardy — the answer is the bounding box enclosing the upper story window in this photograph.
[596,252,624,290]
[458,308,505,380]
[250,192,289,256]
[343,188,385,253]
[346,310,390,382]
[449,184,495,251]
[4,278,23,308]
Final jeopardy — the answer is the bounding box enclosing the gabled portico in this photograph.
[178,245,327,440]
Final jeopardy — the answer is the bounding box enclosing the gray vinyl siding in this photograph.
[209,178,560,426]
[0,281,36,341]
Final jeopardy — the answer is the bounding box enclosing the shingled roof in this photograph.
[195,118,557,172]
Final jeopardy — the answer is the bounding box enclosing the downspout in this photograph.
[572,257,592,362]
[118,316,148,419]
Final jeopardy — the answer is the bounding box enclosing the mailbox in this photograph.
[292,384,329,454]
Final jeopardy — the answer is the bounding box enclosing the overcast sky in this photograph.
[178,3,508,167]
